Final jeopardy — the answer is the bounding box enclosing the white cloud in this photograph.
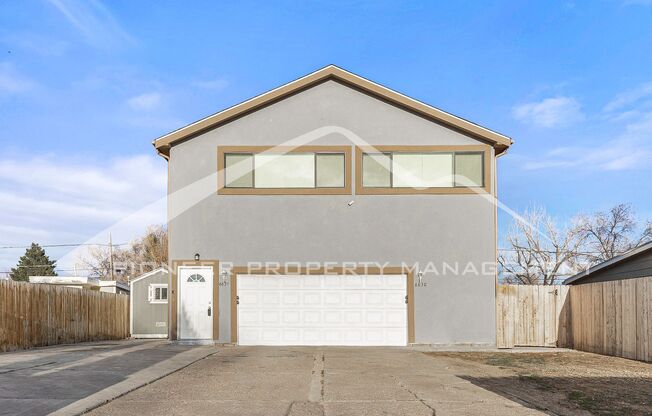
[512,96,584,128]
[0,153,166,271]
[0,62,35,95]
[523,111,652,171]
[192,78,229,91]
[46,0,135,48]
[603,82,652,113]
[127,92,163,111]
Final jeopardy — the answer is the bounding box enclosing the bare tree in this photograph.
[77,225,168,282]
[579,204,652,265]
[499,207,587,285]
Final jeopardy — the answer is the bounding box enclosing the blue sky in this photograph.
[1,0,651,272]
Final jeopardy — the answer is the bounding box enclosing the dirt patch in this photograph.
[425,351,652,416]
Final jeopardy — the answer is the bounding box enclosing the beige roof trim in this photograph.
[153,65,513,157]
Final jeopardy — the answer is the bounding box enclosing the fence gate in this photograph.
[496,284,571,348]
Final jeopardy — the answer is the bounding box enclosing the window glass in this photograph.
[362,153,391,187]
[393,153,453,188]
[254,154,315,188]
[187,274,205,282]
[316,154,345,187]
[224,154,253,188]
[149,284,168,303]
[454,153,484,187]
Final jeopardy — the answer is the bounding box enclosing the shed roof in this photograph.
[129,267,169,285]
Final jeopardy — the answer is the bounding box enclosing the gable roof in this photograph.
[153,65,513,158]
[564,241,652,285]
[129,267,168,285]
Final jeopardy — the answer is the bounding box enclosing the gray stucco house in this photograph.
[130,268,169,338]
[564,241,652,285]
[154,65,513,346]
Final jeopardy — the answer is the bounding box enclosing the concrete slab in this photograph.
[87,346,550,416]
[0,340,216,416]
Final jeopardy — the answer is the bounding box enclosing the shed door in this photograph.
[237,274,407,346]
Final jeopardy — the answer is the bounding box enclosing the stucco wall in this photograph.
[131,270,169,337]
[168,80,498,345]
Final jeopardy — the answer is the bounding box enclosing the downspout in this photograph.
[494,146,509,347]
[152,139,172,339]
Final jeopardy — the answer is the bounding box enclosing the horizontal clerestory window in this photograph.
[357,146,489,194]
[219,146,352,195]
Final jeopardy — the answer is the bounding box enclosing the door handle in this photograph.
[207,306,212,316]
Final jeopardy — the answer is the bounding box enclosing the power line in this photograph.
[0,243,128,250]
[498,247,606,255]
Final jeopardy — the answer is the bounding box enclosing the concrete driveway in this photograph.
[0,340,215,416]
[89,346,548,416]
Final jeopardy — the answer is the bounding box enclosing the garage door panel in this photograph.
[365,292,384,305]
[262,292,281,305]
[261,310,280,324]
[343,292,363,305]
[283,328,300,343]
[385,292,406,306]
[385,277,407,289]
[239,292,260,306]
[282,292,300,305]
[240,310,260,325]
[324,310,341,323]
[344,311,363,324]
[303,292,322,306]
[303,310,322,324]
[303,275,322,288]
[386,310,407,325]
[342,275,364,288]
[260,277,282,289]
[237,274,408,346]
[282,310,301,324]
[324,292,342,305]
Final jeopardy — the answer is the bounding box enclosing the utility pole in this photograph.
[109,233,115,281]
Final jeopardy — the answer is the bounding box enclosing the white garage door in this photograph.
[237,274,407,346]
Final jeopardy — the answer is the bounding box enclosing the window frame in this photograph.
[355,145,491,195]
[218,146,352,195]
[148,283,168,304]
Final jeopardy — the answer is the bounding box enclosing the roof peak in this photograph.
[153,65,512,158]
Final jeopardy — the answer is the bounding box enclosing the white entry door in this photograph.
[178,266,213,340]
[237,274,407,346]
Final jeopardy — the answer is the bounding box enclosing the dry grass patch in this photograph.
[425,351,652,416]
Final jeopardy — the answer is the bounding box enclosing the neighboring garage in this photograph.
[564,241,652,285]
[232,268,415,346]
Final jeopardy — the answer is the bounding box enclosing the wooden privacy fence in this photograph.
[569,276,651,362]
[0,280,130,352]
[497,278,652,362]
[496,284,571,348]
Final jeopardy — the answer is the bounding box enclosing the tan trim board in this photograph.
[170,260,219,341]
[355,145,492,195]
[217,145,352,195]
[153,65,512,157]
[230,265,415,345]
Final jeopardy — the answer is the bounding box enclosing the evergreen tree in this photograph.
[9,243,57,282]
